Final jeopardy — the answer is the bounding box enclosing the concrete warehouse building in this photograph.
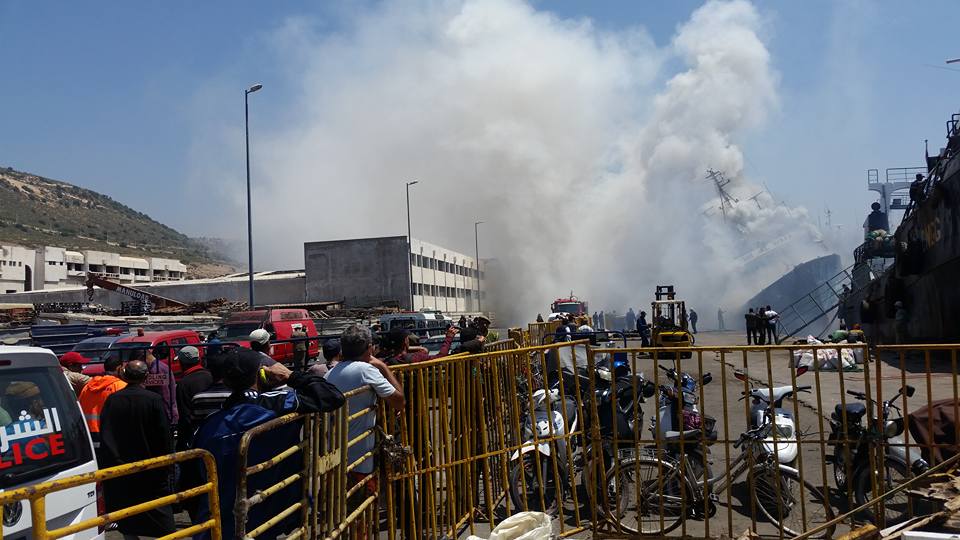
[304,236,487,311]
[0,243,186,294]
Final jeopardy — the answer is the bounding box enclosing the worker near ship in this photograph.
[863,201,889,237]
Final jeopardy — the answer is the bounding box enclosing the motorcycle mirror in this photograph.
[642,381,656,398]
[904,385,916,397]
[702,373,713,385]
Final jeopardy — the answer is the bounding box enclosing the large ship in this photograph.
[840,109,960,344]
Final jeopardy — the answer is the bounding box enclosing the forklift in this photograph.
[651,285,694,357]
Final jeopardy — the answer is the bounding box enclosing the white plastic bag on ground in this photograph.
[467,512,552,540]
[792,336,856,370]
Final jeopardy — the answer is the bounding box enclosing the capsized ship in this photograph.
[840,109,960,343]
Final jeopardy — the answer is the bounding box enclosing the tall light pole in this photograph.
[474,221,484,312]
[406,180,418,310]
[244,83,263,308]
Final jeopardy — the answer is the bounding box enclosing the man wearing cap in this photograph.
[175,346,212,450]
[188,348,345,539]
[248,328,279,367]
[60,351,92,395]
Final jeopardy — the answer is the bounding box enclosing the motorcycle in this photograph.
[734,367,812,465]
[508,353,654,515]
[651,364,715,440]
[828,384,928,524]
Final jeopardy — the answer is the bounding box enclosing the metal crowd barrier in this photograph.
[376,341,958,540]
[232,386,377,540]
[0,449,222,540]
[7,340,958,539]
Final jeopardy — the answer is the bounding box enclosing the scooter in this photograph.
[734,367,811,466]
[651,364,715,439]
[508,355,654,515]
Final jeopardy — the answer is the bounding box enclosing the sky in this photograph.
[1,1,958,316]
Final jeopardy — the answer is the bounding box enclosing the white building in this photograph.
[410,238,485,312]
[0,243,187,294]
[303,236,487,312]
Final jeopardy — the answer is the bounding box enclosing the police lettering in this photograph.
[0,433,66,468]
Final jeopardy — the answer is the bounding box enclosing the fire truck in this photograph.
[550,294,589,317]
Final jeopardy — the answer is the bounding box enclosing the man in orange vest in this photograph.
[79,354,127,454]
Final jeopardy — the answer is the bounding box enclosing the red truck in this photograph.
[82,329,204,379]
[551,295,589,316]
[219,309,320,365]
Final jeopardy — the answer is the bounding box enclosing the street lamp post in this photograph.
[406,181,419,310]
[244,83,263,308]
[474,221,484,312]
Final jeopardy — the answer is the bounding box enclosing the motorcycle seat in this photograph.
[833,402,866,423]
[663,429,716,443]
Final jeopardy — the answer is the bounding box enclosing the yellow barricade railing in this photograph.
[6,339,958,540]
[235,412,314,539]
[0,448,222,540]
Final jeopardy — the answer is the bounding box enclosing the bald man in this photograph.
[100,360,175,538]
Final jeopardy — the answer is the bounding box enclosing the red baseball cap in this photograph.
[60,351,88,367]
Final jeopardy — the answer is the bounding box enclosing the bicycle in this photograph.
[606,422,835,538]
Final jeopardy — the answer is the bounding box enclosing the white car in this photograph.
[0,347,102,539]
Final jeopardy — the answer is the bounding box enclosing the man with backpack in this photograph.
[188,348,345,539]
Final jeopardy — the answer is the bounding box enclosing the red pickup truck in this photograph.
[218,309,319,365]
[83,330,204,379]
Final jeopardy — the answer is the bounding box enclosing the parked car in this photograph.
[110,330,204,379]
[0,346,102,538]
[73,334,129,377]
[219,309,319,365]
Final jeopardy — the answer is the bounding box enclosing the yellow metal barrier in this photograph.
[380,340,592,540]
[0,448,222,540]
[235,412,314,539]
[376,340,959,540]
[6,340,957,540]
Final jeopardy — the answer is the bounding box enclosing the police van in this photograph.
[0,347,101,538]
[379,310,452,337]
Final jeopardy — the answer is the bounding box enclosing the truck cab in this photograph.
[219,309,319,365]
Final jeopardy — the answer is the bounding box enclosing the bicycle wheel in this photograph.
[604,456,688,535]
[853,457,913,526]
[753,464,835,538]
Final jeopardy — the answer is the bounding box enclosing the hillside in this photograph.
[0,166,235,277]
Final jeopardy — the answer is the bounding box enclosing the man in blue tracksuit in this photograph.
[188,348,344,539]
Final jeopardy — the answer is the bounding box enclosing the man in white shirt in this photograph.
[764,306,780,344]
[324,325,404,512]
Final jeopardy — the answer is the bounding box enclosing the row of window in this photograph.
[0,261,23,267]
[413,284,480,298]
[411,253,484,279]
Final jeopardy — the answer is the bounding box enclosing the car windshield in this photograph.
[220,323,261,340]
[109,342,154,362]
[72,340,115,362]
[0,367,92,487]
[555,303,581,314]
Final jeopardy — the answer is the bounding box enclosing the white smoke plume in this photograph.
[192,0,826,324]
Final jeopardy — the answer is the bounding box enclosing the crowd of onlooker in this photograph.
[57,316,493,539]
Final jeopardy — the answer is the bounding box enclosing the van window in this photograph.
[220,323,260,340]
[0,367,92,487]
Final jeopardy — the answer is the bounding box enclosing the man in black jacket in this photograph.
[175,346,212,450]
[100,360,175,538]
